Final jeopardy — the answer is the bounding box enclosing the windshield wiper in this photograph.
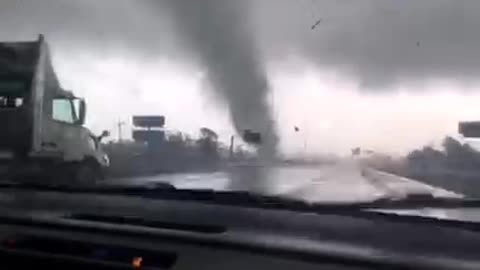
[0,181,176,195]
[366,193,480,209]
[0,181,366,211]
[0,181,478,211]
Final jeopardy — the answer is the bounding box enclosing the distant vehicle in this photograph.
[0,35,109,185]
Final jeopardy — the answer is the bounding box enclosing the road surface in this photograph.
[108,160,461,203]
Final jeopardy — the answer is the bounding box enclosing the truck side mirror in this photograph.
[76,99,86,125]
[99,130,110,141]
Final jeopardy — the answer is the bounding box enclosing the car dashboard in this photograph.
[0,189,479,269]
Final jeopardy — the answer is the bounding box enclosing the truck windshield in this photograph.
[0,81,26,93]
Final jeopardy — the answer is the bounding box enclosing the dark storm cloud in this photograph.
[2,1,480,87]
[253,0,480,87]
[0,0,179,56]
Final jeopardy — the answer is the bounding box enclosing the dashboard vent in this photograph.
[68,214,226,234]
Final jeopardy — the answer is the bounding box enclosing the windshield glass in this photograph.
[0,0,478,206]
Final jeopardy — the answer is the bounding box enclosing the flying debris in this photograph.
[243,129,262,144]
[311,18,322,30]
[294,126,300,132]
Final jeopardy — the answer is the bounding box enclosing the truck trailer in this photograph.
[0,35,109,185]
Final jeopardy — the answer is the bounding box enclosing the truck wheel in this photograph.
[72,161,100,187]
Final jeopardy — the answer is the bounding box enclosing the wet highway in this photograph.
[108,160,461,203]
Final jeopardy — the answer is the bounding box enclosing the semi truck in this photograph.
[0,35,109,185]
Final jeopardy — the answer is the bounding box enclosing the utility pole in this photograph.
[229,135,235,160]
[304,136,307,154]
[117,120,125,142]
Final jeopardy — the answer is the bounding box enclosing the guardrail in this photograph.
[361,167,464,199]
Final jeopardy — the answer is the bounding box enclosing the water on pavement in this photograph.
[109,160,461,203]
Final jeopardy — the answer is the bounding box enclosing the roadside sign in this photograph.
[459,121,480,138]
[132,115,165,128]
[458,121,480,138]
[132,130,165,142]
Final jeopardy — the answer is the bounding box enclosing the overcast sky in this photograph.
[2,0,480,155]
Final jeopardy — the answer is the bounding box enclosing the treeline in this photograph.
[407,136,480,173]
[103,128,250,177]
[371,136,480,196]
